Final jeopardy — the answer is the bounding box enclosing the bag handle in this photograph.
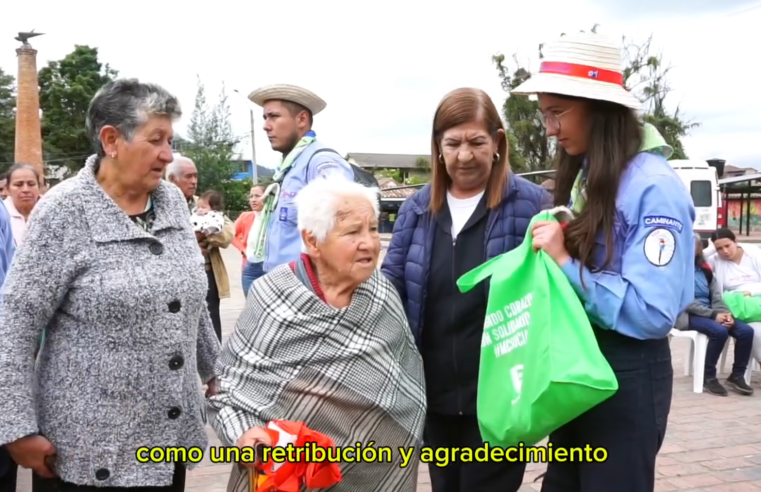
[456,207,571,293]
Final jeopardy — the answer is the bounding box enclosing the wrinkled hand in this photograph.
[6,435,57,478]
[205,378,218,398]
[531,221,571,266]
[236,427,273,468]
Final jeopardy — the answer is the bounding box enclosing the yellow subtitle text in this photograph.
[135,442,607,468]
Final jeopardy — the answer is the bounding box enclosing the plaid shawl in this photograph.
[207,263,427,492]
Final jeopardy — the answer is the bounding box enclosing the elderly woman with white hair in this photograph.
[207,175,427,492]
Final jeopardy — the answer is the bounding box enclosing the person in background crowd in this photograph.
[0,78,220,492]
[190,190,226,236]
[675,234,754,396]
[382,87,552,492]
[232,184,265,294]
[0,173,8,200]
[0,166,52,492]
[512,32,695,492]
[4,163,42,246]
[193,189,232,341]
[167,155,233,342]
[245,84,354,273]
[702,227,761,367]
[166,154,198,212]
[208,175,426,492]
[0,186,16,492]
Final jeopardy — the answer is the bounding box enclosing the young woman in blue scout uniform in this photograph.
[511,33,695,492]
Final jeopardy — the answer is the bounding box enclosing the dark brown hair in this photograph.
[430,88,508,213]
[7,163,41,185]
[710,228,735,243]
[199,190,224,212]
[551,95,642,272]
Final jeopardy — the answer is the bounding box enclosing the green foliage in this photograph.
[375,168,403,182]
[621,37,699,160]
[38,45,118,172]
[183,77,242,215]
[406,173,430,185]
[494,25,699,171]
[0,68,15,167]
[222,177,253,220]
[415,156,431,171]
[493,55,551,172]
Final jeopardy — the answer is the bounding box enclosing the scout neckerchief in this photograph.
[568,123,673,213]
[249,130,317,258]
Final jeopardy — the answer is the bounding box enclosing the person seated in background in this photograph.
[703,227,761,371]
[675,234,755,396]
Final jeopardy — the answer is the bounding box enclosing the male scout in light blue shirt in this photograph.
[248,84,355,272]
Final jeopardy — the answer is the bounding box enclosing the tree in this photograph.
[621,36,699,159]
[183,77,242,209]
[38,45,118,172]
[0,68,15,168]
[492,59,551,172]
[493,25,698,171]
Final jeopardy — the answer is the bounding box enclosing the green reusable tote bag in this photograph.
[723,292,761,322]
[457,210,618,447]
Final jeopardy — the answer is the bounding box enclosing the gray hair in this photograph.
[294,174,380,251]
[86,79,182,157]
[166,153,195,179]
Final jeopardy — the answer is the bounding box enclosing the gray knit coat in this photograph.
[0,156,220,487]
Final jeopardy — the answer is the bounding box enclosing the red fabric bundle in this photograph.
[255,420,342,492]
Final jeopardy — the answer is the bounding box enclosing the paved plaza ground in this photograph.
[17,245,761,491]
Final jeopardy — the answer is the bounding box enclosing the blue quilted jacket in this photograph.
[380,173,553,347]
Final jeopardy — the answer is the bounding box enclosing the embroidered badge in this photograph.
[643,228,676,267]
[279,207,288,222]
[643,215,683,233]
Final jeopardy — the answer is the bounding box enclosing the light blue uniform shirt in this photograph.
[263,141,354,272]
[0,201,15,307]
[561,152,695,340]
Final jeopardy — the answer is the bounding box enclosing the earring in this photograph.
[111,152,117,159]
[438,154,444,163]
[494,152,500,162]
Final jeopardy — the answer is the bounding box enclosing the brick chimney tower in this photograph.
[14,33,44,178]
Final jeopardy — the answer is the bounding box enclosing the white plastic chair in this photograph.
[670,329,755,394]
[669,329,709,393]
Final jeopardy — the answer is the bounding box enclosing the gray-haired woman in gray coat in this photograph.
[0,79,220,491]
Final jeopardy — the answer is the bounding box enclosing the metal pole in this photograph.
[234,89,258,184]
[249,109,258,184]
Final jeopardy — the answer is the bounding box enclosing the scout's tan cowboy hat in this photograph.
[511,32,641,110]
[248,84,327,115]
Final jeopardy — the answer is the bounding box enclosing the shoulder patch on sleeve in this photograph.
[314,161,342,174]
[643,228,676,266]
[643,215,683,233]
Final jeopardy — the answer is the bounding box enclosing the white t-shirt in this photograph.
[722,252,761,293]
[446,190,484,239]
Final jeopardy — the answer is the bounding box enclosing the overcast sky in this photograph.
[2,0,759,170]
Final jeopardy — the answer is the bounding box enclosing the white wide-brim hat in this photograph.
[248,84,327,115]
[511,32,641,110]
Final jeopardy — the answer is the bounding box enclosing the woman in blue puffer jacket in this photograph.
[381,87,551,492]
